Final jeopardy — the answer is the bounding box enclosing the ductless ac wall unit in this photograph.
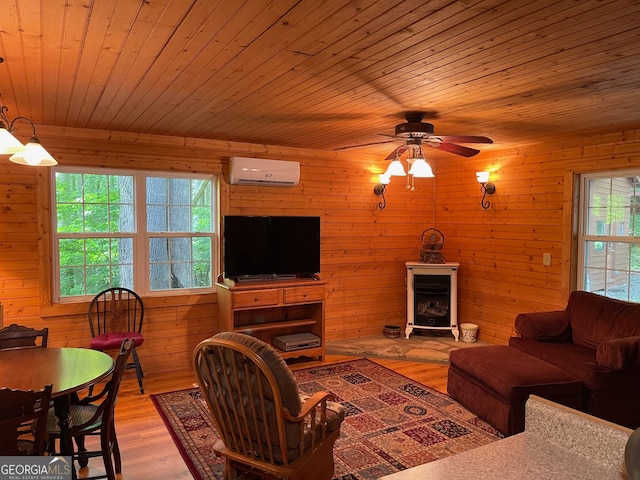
[229,157,300,187]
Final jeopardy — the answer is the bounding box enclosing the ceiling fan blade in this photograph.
[428,142,480,157]
[384,145,408,160]
[431,135,493,144]
[333,139,396,151]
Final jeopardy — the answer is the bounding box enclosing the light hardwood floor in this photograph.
[78,355,449,479]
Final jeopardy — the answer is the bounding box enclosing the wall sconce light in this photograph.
[0,92,57,166]
[476,171,496,210]
[373,173,390,210]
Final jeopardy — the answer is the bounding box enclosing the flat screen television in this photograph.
[223,215,321,281]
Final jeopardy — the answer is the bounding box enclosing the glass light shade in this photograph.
[378,173,391,185]
[476,171,490,183]
[384,159,406,176]
[9,137,57,166]
[408,159,434,178]
[0,127,25,154]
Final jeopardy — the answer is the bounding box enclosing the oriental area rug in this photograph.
[151,359,502,480]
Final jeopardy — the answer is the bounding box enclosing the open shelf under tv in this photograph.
[215,276,327,362]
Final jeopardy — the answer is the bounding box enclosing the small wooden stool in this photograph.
[447,345,583,436]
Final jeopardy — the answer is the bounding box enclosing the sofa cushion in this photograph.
[449,345,581,400]
[567,291,640,348]
[514,310,571,341]
[596,336,640,370]
[509,336,639,392]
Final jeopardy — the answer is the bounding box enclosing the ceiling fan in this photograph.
[382,111,493,159]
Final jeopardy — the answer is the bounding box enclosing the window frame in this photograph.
[577,169,640,301]
[51,166,218,303]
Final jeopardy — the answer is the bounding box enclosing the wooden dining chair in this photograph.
[44,338,134,480]
[88,287,145,393]
[193,332,345,480]
[0,323,49,350]
[0,384,53,456]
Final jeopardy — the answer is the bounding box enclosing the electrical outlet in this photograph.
[543,253,552,266]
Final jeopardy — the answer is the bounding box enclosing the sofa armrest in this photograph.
[596,335,640,370]
[514,310,571,341]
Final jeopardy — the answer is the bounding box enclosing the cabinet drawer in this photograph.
[233,289,280,308]
[283,286,324,304]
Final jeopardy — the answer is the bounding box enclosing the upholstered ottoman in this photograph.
[447,345,583,436]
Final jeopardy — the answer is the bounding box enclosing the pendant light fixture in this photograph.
[0,59,57,166]
[0,102,57,166]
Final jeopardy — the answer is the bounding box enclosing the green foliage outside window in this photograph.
[54,170,214,298]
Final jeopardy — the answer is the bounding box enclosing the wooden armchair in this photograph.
[193,332,345,480]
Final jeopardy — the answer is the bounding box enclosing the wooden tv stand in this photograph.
[215,277,327,361]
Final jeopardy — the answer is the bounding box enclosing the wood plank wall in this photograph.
[1,125,639,373]
[443,130,640,342]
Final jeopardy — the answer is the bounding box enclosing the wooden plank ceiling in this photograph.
[0,0,639,158]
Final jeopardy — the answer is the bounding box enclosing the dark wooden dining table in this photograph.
[0,347,114,465]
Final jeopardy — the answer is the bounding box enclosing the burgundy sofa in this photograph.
[509,290,640,429]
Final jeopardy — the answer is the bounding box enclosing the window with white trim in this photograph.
[52,168,217,302]
[578,170,640,301]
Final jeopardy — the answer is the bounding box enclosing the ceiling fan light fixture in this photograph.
[408,158,434,178]
[384,158,406,176]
